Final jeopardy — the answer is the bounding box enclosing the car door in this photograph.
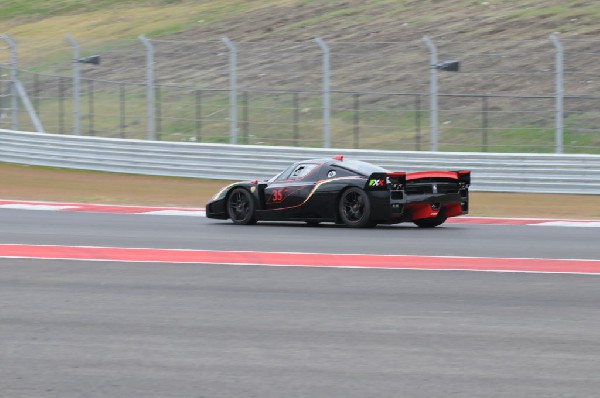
[263,162,320,212]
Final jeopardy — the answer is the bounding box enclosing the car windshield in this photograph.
[267,164,295,182]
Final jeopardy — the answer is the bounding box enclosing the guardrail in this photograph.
[2,129,600,194]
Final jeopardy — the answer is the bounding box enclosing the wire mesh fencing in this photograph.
[1,36,599,153]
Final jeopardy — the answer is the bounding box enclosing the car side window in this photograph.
[330,166,355,178]
[289,163,317,180]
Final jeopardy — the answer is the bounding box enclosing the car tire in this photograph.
[339,187,373,228]
[227,188,257,225]
[414,215,447,228]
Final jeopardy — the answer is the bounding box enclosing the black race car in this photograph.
[206,156,470,228]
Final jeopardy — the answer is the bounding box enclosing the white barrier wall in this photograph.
[1,129,600,194]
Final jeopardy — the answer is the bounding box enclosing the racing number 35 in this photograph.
[271,189,284,203]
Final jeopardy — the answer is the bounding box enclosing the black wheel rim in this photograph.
[229,191,250,221]
[342,191,365,222]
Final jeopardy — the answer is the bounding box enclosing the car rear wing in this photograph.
[455,170,471,185]
[365,172,407,190]
[365,170,470,190]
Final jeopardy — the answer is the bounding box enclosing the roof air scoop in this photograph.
[332,155,343,161]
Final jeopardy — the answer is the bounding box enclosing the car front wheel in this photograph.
[227,188,257,225]
[339,188,373,228]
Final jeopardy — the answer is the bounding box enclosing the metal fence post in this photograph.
[1,34,19,130]
[222,37,238,145]
[139,35,155,140]
[422,36,438,151]
[65,35,81,135]
[14,78,45,133]
[0,43,45,134]
[315,37,331,148]
[550,34,564,154]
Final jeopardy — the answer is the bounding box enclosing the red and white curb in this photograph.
[0,200,205,217]
[0,244,599,275]
[447,216,600,227]
[1,199,599,227]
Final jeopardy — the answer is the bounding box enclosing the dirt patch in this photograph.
[2,163,599,219]
[470,192,600,219]
[0,163,225,207]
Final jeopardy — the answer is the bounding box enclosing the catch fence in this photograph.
[1,36,600,153]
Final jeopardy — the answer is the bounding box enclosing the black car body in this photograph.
[206,156,470,228]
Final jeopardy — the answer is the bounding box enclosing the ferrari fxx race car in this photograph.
[206,156,470,228]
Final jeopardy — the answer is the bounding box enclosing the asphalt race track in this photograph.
[1,208,599,397]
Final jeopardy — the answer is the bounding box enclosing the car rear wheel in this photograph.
[414,215,447,228]
[339,188,373,228]
[227,188,257,225]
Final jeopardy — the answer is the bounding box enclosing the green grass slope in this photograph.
[2,1,600,40]
[2,1,600,153]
